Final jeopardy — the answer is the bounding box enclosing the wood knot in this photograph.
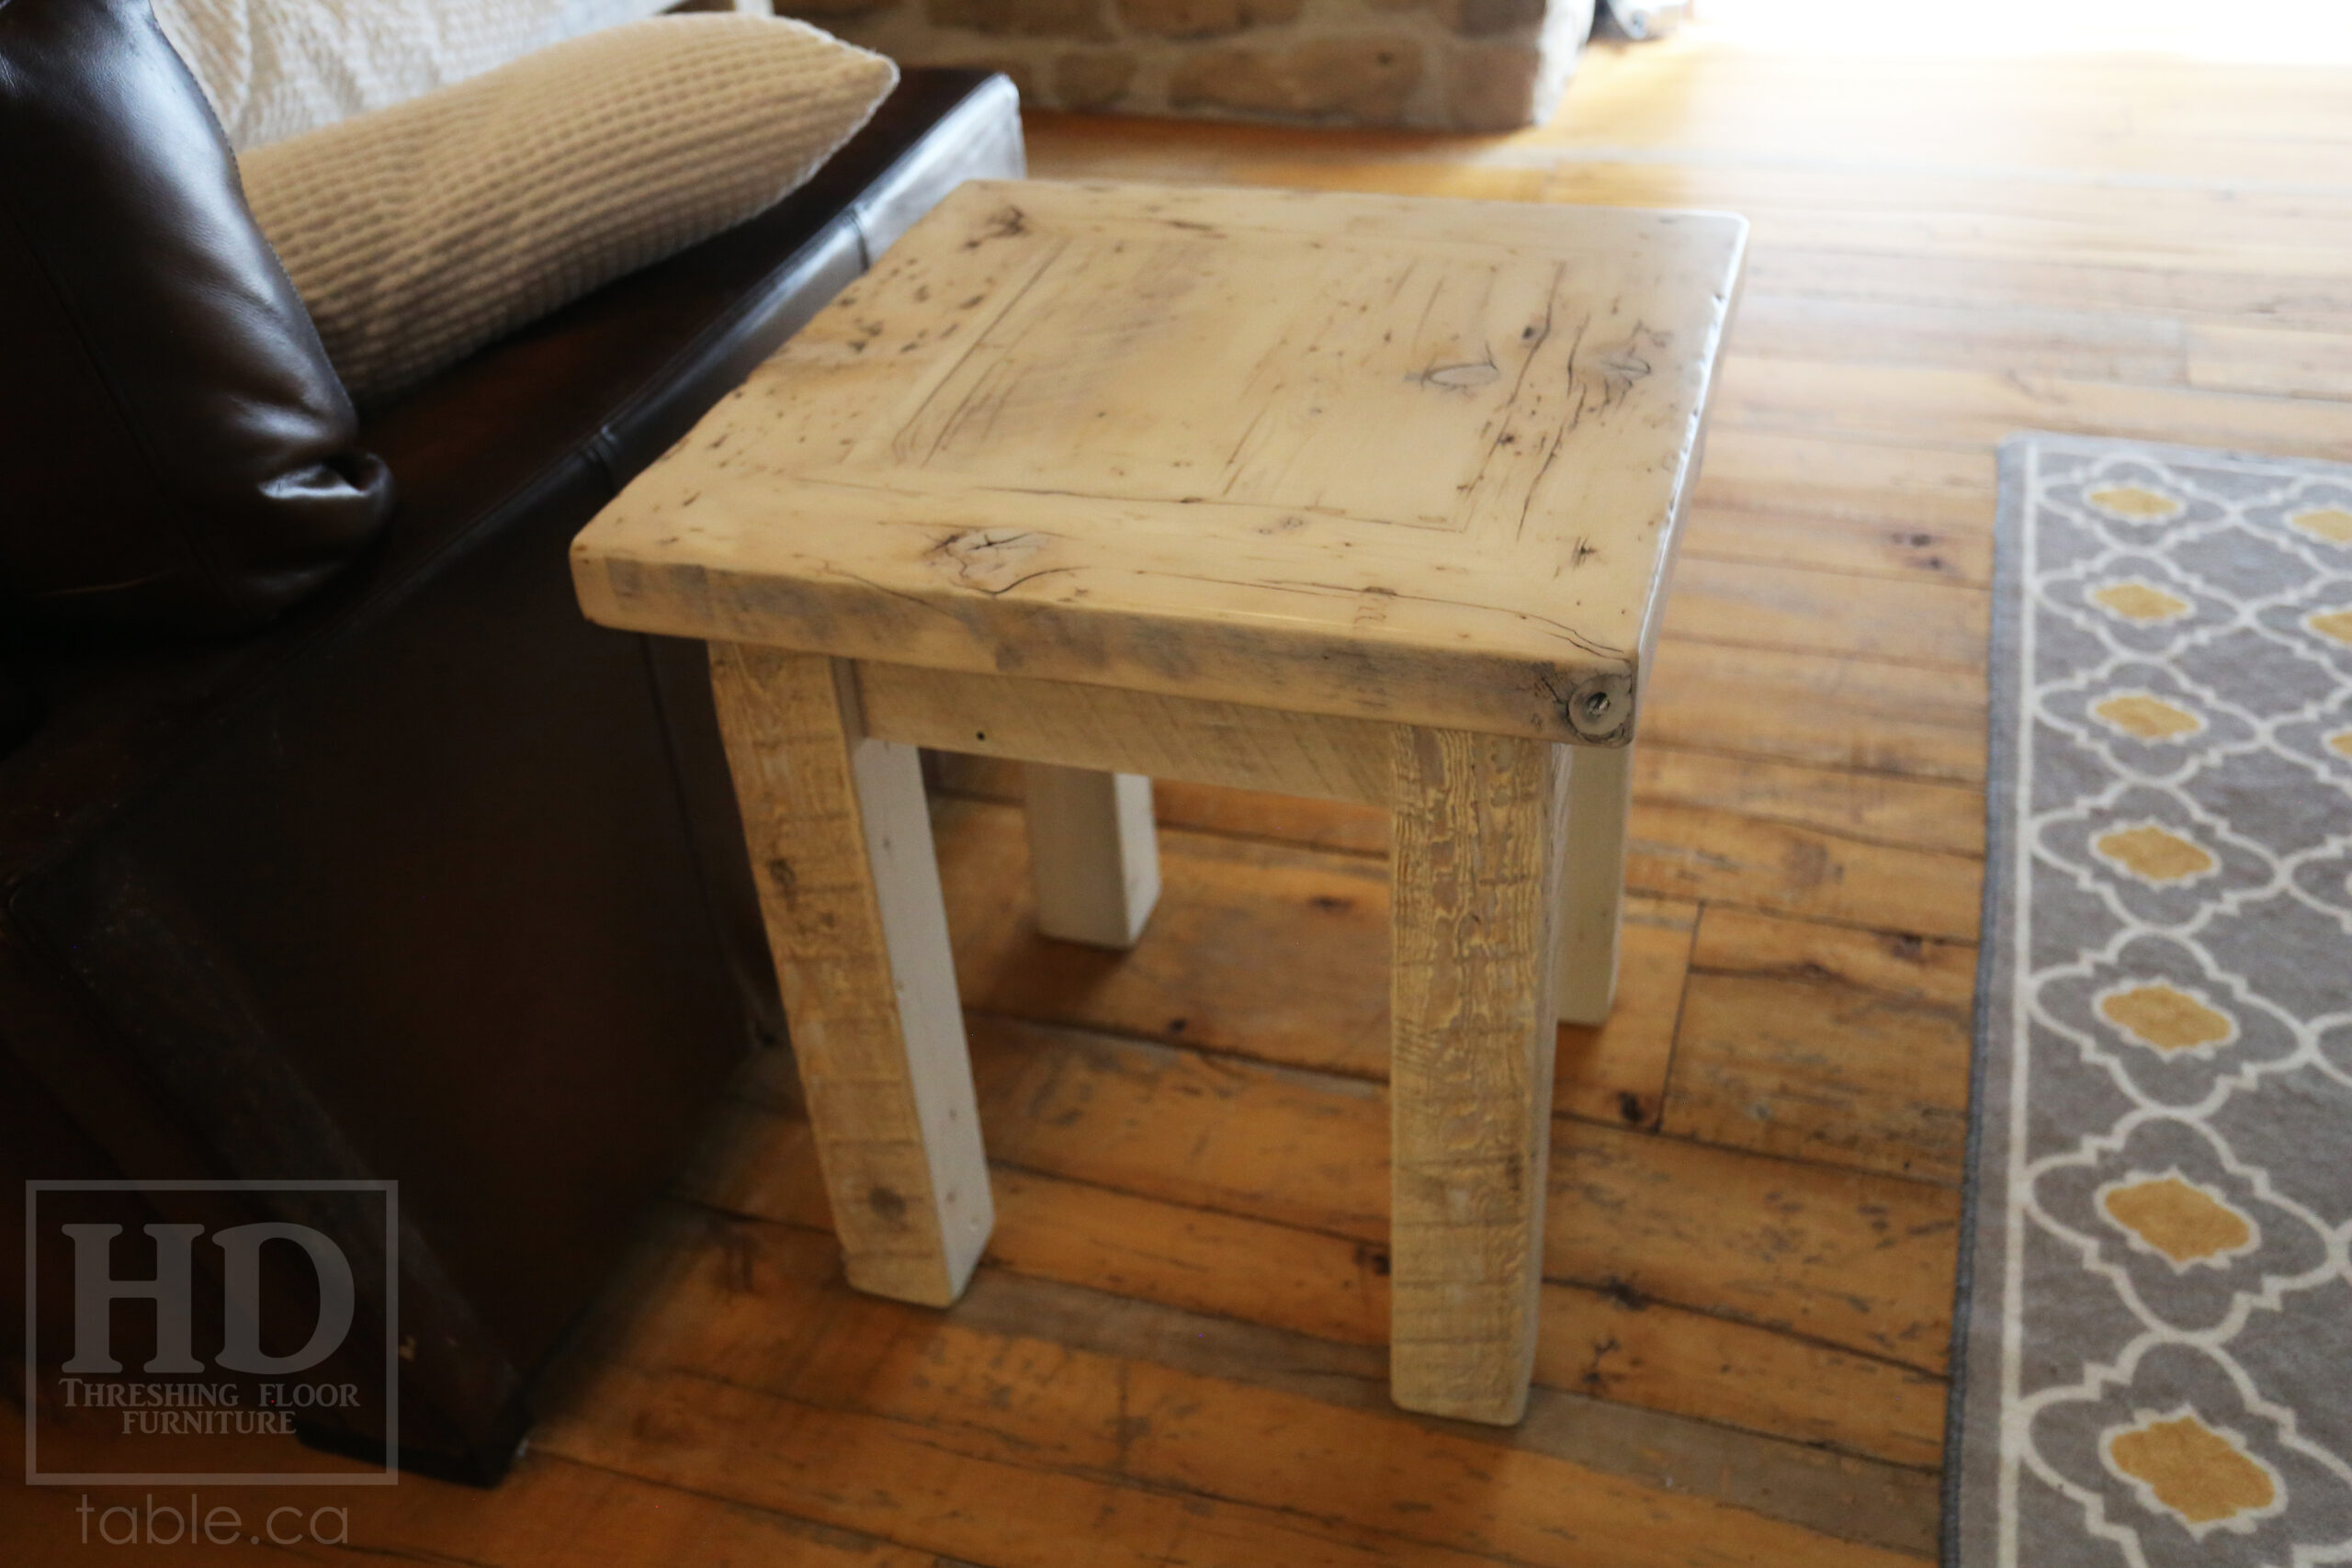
[1420,357,1500,391]
[926,529,1057,595]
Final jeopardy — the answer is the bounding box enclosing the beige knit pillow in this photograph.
[238,14,898,406]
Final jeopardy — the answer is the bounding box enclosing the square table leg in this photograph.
[707,642,994,1307]
[1555,744,1634,1026]
[1022,764,1162,950]
[1386,726,1570,1426]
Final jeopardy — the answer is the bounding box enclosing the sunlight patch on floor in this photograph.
[1692,0,2352,62]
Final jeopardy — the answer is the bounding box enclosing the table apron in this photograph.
[853,660,1400,807]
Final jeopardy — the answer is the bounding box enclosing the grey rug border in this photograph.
[1940,430,2034,1568]
[1939,431,2352,1567]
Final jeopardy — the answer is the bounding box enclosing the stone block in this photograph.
[1361,0,1542,34]
[774,0,893,16]
[928,0,1113,39]
[1454,0,1543,36]
[932,52,1045,98]
[1168,36,1424,121]
[1447,41,1543,130]
[1055,49,1137,107]
[1116,0,1301,39]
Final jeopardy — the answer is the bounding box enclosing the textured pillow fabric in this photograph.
[153,0,673,151]
[239,15,898,408]
[0,0,395,635]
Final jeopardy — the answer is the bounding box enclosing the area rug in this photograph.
[1947,434,2352,1568]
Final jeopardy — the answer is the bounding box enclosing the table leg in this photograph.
[1555,743,1634,1026]
[1387,726,1569,1426]
[707,643,993,1307]
[1022,765,1161,950]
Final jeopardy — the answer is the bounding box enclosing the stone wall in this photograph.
[780,0,1594,129]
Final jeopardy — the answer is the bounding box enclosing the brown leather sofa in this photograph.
[1,62,1021,1484]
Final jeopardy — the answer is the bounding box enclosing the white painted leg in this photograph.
[707,644,992,1307]
[1555,743,1634,1027]
[1022,764,1161,950]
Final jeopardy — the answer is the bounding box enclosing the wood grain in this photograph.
[546,1359,1509,1568]
[1658,555,1989,670]
[943,797,1395,1079]
[1640,639,1990,783]
[1714,354,2352,463]
[1145,776,1393,854]
[930,749,1397,852]
[1533,1286,1947,1471]
[952,1014,1959,1369]
[676,1107,1946,1469]
[574,181,1746,745]
[1719,293,2188,384]
[1682,503,1994,587]
[934,795,1691,1124]
[1693,428,1997,534]
[707,644,991,1305]
[4,1411,940,1568]
[1691,905,1980,1011]
[551,1298,1930,1568]
[1666,908,1979,1183]
[1547,1122,1961,1371]
[2188,321,2352,400]
[861,660,1395,805]
[1625,799,1984,940]
[1743,244,2352,332]
[1666,973,1973,1184]
[1387,726,1568,1422]
[1634,747,1986,857]
[1556,891,1694,1127]
[1556,743,1633,1024]
[66,29,2352,1566]
[1022,764,1161,949]
[570,1194,1940,1559]
[1533,157,2352,261]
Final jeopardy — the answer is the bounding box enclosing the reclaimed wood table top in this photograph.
[571,180,1747,745]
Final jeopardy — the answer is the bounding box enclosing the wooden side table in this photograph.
[572,181,1745,1426]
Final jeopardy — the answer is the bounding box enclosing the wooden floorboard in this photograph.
[31,28,2352,1566]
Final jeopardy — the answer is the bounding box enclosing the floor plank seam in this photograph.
[1629,810,1987,862]
[604,1200,1957,1540]
[662,1168,1959,1386]
[1679,543,1993,589]
[1679,958,1976,1011]
[923,1006,1978,1196]
[567,1354,1607,1568]
[1631,739,1991,792]
[537,1449,1008,1568]
[1653,629,1991,676]
[1651,902,1702,1137]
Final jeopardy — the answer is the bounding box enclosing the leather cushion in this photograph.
[0,668,34,757]
[0,0,395,635]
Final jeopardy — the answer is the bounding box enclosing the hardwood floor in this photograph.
[16,30,2352,1564]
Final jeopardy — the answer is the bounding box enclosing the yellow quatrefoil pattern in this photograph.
[1968,440,2352,1568]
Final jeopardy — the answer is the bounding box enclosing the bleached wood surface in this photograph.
[854,660,1394,804]
[706,645,992,1305]
[581,180,1744,1422]
[574,181,1745,746]
[1387,725,1569,1423]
